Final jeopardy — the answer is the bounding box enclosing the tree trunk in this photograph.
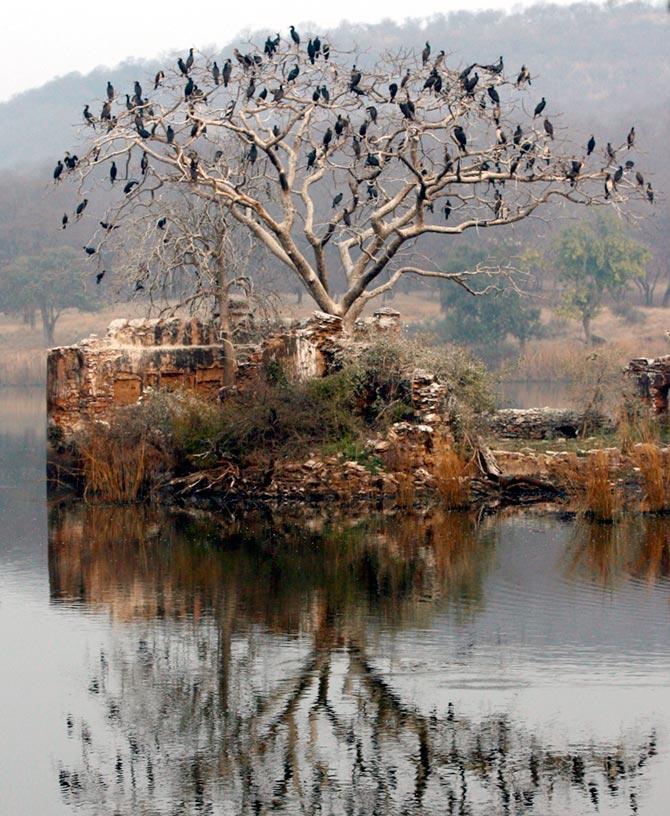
[662,278,670,309]
[582,314,592,345]
[215,257,237,388]
[40,305,56,346]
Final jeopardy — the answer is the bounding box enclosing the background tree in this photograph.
[552,216,651,343]
[0,247,98,344]
[62,29,649,325]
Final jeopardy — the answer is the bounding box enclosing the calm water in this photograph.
[1,389,670,815]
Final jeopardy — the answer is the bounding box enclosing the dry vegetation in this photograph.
[553,450,622,522]
[633,444,670,514]
[432,437,472,510]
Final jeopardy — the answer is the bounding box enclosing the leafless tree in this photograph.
[66,33,651,326]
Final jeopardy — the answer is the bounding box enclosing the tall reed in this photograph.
[432,437,471,509]
[78,429,151,502]
[554,450,621,522]
[633,444,670,513]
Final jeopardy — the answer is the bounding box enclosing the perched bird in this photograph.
[83,246,96,256]
[258,87,268,101]
[401,68,411,88]
[287,64,299,83]
[513,124,523,145]
[222,59,232,87]
[185,47,194,71]
[444,199,452,220]
[157,217,167,230]
[625,159,635,169]
[134,80,142,101]
[307,39,316,64]
[350,66,362,91]
[53,160,64,182]
[322,127,333,149]
[224,100,236,119]
[184,77,195,98]
[61,213,68,229]
[75,199,88,218]
[212,62,220,85]
[178,57,188,75]
[289,25,300,46]
[247,143,258,163]
[516,65,531,86]
[646,183,654,204]
[166,125,175,144]
[533,97,546,118]
[543,118,554,139]
[483,56,503,74]
[399,100,415,120]
[323,43,330,60]
[604,173,614,199]
[83,105,95,127]
[306,147,317,168]
[453,125,467,152]
[587,135,596,156]
[140,152,149,175]
[463,72,479,94]
[332,192,343,208]
[367,105,378,124]
[245,77,256,100]
[110,162,117,184]
[627,126,635,149]
[96,271,105,285]
[635,171,644,186]
[123,180,139,195]
[487,86,500,105]
[272,85,285,103]
[106,81,114,101]
[321,85,330,102]
[606,142,616,161]
[496,125,506,144]
[134,281,145,292]
[99,221,118,231]
[154,71,165,90]
[422,42,431,66]
[312,87,321,102]
[365,152,381,167]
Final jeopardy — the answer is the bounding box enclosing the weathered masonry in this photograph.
[47,309,402,436]
[628,355,670,413]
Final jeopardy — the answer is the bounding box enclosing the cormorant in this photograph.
[513,124,523,145]
[365,152,380,167]
[453,125,467,151]
[350,66,362,90]
[100,101,112,120]
[307,39,316,64]
[272,85,284,103]
[248,143,258,163]
[306,147,317,168]
[178,57,188,75]
[627,126,635,149]
[533,97,546,118]
[224,100,236,118]
[313,36,321,56]
[96,271,105,284]
[75,199,88,218]
[83,246,96,255]
[635,171,644,186]
[53,160,64,181]
[343,209,351,226]
[322,127,333,149]
[401,69,411,88]
[154,71,164,90]
[646,183,654,204]
[321,85,330,102]
[222,59,232,87]
[166,125,175,143]
[323,44,330,60]
[433,50,445,69]
[496,125,506,144]
[83,105,95,127]
[125,93,134,110]
[184,78,195,98]
[287,65,299,83]
[606,142,616,161]
[613,165,624,184]
[141,152,149,175]
[289,26,300,46]
[359,122,367,137]
[367,106,378,124]
[123,180,139,194]
[422,42,431,66]
[543,118,554,139]
[110,161,117,184]
[157,217,167,229]
[625,159,634,169]
[134,81,142,101]
[332,192,343,208]
[483,56,503,74]
[463,72,478,94]
[604,173,614,199]
[487,86,500,105]
[444,200,451,220]
[312,87,320,102]
[258,88,268,101]
[587,135,596,155]
[61,214,68,229]
[212,62,220,85]
[134,281,145,291]
[352,137,361,159]
[99,221,118,231]
[185,48,195,71]
[398,100,414,120]
[516,65,531,86]
[106,81,114,100]
[423,71,438,91]
[246,77,256,99]
[137,124,151,139]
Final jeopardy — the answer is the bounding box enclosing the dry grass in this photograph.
[385,443,416,509]
[432,436,471,509]
[554,450,622,522]
[633,444,670,513]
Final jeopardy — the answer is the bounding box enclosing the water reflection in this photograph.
[48,505,662,815]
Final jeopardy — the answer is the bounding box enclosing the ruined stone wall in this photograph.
[628,356,670,413]
[478,408,614,440]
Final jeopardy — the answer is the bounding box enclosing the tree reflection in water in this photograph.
[49,505,658,815]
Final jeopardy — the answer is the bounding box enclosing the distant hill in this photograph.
[0,3,667,172]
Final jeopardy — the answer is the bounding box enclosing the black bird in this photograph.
[487,86,500,105]
[399,100,415,120]
[313,36,321,56]
[83,246,96,255]
[222,59,232,87]
[350,66,362,90]
[264,37,275,57]
[352,137,361,159]
[99,221,118,231]
[444,200,452,220]
[184,77,195,98]
[134,80,142,101]
[635,171,644,186]
[157,217,167,230]
[245,77,256,100]
[587,135,596,156]
[332,192,343,208]
[166,125,175,144]
[458,63,476,83]
[289,25,300,46]
[96,270,105,284]
[483,56,503,74]
[533,97,546,118]
[307,147,317,168]
[307,39,316,64]
[106,81,114,100]
[287,65,299,83]
[185,48,195,71]
[463,72,479,94]
[154,71,165,89]
[566,160,582,183]
[212,62,220,85]
[613,165,624,184]
[83,105,95,127]
[137,124,151,139]
[247,143,257,163]
[604,173,614,199]
[647,183,654,204]
[100,101,111,121]
[343,209,351,226]
[543,118,554,139]
[323,43,330,60]
[322,127,333,149]
[125,93,134,110]
[141,152,149,175]
[134,281,145,291]
[365,153,381,167]
[53,160,64,181]
[401,68,411,88]
[453,125,467,152]
[422,42,431,66]
[627,126,635,149]
[61,213,68,229]
[625,159,635,169]
[224,100,236,119]
[367,105,378,124]
[312,87,320,102]
[110,161,117,184]
[123,180,139,194]
[321,85,330,102]
[516,64,531,86]
[334,115,346,136]
[513,124,523,145]
[423,71,438,91]
[606,142,616,161]
[359,122,368,138]
[75,199,88,218]
[258,87,268,101]
[178,57,188,75]
[272,85,285,103]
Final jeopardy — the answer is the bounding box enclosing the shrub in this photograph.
[633,444,670,513]
[432,437,471,509]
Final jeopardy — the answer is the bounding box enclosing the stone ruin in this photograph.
[627,355,670,413]
[47,308,403,437]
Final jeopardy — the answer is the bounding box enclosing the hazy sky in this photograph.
[3,0,628,103]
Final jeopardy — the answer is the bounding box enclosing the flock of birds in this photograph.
[52,28,654,288]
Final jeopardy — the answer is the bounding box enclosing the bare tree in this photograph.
[65,33,651,325]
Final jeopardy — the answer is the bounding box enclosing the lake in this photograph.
[1,388,669,815]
